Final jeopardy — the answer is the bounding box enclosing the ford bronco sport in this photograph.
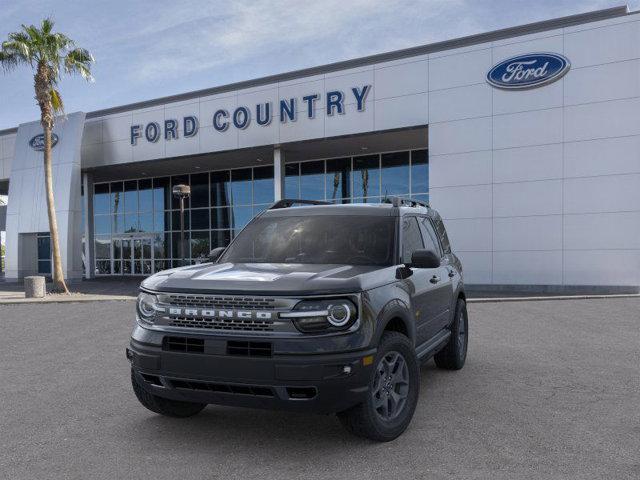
[127,197,468,441]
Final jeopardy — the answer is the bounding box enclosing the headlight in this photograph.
[281,298,357,333]
[136,292,158,324]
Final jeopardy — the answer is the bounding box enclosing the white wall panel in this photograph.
[564,60,640,106]
[102,139,133,164]
[564,174,640,214]
[493,215,563,251]
[429,184,492,219]
[429,48,492,91]
[429,150,492,187]
[373,93,428,131]
[564,97,640,142]
[324,68,374,107]
[429,83,492,123]
[429,116,491,155]
[279,112,325,143]
[564,136,640,178]
[325,102,374,138]
[456,251,493,284]
[493,108,562,149]
[443,218,492,252]
[564,250,640,286]
[493,251,563,285]
[564,212,640,250]
[493,180,562,217]
[564,20,640,68]
[492,80,563,115]
[199,125,238,153]
[374,60,428,100]
[82,120,103,145]
[493,143,563,183]
[102,114,133,143]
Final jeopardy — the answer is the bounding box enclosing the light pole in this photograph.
[172,184,191,267]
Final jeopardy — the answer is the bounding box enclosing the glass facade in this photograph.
[92,148,427,276]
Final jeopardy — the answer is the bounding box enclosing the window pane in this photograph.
[37,234,51,260]
[211,230,232,249]
[153,211,168,232]
[211,207,231,230]
[38,260,52,275]
[138,179,153,212]
[123,261,132,274]
[401,217,424,264]
[300,161,324,200]
[153,177,171,211]
[154,260,169,272]
[190,173,209,208]
[112,214,125,234]
[231,169,252,205]
[411,150,429,194]
[326,158,351,202]
[113,260,122,274]
[191,208,210,230]
[124,180,138,213]
[172,232,188,259]
[94,215,111,235]
[381,151,409,197]
[253,166,274,204]
[94,183,110,215]
[353,155,380,200]
[154,233,169,259]
[113,238,122,259]
[171,175,190,209]
[171,210,190,231]
[124,213,138,233]
[122,239,132,259]
[96,260,111,275]
[418,217,440,255]
[111,182,123,215]
[231,205,253,229]
[139,213,153,232]
[211,171,230,207]
[190,231,210,259]
[95,236,110,259]
[284,163,299,198]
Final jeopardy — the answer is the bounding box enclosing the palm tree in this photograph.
[0,18,93,293]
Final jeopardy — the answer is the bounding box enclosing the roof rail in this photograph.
[383,196,430,209]
[269,198,331,210]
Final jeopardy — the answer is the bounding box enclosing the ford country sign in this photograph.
[29,133,59,151]
[487,53,570,90]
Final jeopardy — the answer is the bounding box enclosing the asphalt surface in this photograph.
[1,298,639,480]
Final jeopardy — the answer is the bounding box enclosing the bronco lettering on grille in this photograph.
[164,307,273,320]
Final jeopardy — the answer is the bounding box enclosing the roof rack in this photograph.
[269,198,331,210]
[383,196,430,209]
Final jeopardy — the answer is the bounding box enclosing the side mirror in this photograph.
[410,249,440,269]
[208,247,226,263]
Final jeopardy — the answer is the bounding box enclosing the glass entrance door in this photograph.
[112,235,154,276]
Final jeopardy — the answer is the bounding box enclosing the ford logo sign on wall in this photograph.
[487,53,570,90]
[29,133,59,151]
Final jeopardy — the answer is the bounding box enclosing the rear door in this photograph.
[400,216,441,345]
[418,216,454,333]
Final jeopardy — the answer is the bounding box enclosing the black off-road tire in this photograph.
[434,298,468,370]
[131,369,206,417]
[337,332,420,442]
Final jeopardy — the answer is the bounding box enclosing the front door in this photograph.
[112,235,154,275]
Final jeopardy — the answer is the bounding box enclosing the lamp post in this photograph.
[172,184,191,267]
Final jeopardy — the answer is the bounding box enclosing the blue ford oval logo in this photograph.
[487,53,570,90]
[29,133,59,151]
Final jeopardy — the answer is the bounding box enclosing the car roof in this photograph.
[261,202,436,218]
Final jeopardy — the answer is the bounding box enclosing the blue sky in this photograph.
[0,0,637,130]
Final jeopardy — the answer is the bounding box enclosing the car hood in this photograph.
[141,262,396,295]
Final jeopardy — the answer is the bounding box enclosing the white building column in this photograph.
[273,146,285,201]
[82,172,94,279]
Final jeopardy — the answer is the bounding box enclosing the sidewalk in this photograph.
[0,278,140,304]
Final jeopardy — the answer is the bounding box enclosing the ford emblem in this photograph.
[487,53,570,90]
[29,133,59,151]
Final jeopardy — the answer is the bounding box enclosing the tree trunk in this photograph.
[35,65,69,294]
[43,123,69,294]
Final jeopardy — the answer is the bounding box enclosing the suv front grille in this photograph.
[227,340,272,357]
[167,315,275,332]
[170,379,274,397]
[163,336,205,353]
[164,294,276,310]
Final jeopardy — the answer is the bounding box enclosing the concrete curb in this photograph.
[467,293,640,303]
[0,295,136,305]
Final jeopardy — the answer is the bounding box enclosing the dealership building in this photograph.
[0,5,639,292]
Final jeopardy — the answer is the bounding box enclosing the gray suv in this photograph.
[127,197,468,441]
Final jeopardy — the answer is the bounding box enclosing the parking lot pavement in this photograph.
[1,298,638,480]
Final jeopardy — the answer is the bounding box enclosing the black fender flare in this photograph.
[373,298,416,346]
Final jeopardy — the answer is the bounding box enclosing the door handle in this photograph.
[430,275,440,284]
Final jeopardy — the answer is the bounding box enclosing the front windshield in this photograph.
[220,215,397,266]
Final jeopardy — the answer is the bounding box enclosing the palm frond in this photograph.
[50,87,64,113]
[64,47,94,81]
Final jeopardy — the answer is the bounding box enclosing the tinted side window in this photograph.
[432,213,451,254]
[402,217,424,264]
[418,217,441,256]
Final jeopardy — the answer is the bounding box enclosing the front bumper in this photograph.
[128,329,376,415]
